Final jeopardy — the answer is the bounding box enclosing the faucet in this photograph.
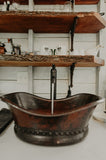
[50,64,57,115]
[50,64,57,100]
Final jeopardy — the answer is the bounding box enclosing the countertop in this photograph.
[0,116,106,160]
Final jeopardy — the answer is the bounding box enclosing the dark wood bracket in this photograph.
[66,62,76,97]
[70,16,78,52]
[71,0,74,9]
[70,62,76,88]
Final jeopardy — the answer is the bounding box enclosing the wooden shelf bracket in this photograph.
[71,0,75,9]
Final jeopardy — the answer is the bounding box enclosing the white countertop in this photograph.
[0,117,106,160]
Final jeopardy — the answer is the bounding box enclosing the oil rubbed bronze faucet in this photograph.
[50,64,57,100]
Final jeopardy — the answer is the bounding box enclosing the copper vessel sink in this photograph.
[0,92,103,146]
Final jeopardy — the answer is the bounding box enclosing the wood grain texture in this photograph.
[75,0,99,5]
[34,0,100,4]
[0,0,28,5]
[0,0,99,5]
[0,55,104,67]
[0,11,105,33]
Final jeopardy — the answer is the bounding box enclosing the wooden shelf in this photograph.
[0,55,104,67]
[0,0,100,5]
[0,0,28,5]
[34,0,100,5]
[0,11,105,33]
[75,0,99,5]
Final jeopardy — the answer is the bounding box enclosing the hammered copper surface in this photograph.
[1,92,102,146]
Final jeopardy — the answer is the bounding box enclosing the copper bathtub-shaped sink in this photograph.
[1,92,103,146]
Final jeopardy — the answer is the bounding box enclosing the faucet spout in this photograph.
[51,83,54,115]
[50,64,57,115]
[50,64,57,100]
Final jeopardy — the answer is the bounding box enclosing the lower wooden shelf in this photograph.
[0,55,104,67]
[0,0,100,5]
[76,0,99,5]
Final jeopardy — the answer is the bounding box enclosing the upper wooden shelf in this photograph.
[0,55,104,67]
[0,11,105,33]
[0,0,100,5]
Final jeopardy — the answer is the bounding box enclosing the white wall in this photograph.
[0,2,105,100]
